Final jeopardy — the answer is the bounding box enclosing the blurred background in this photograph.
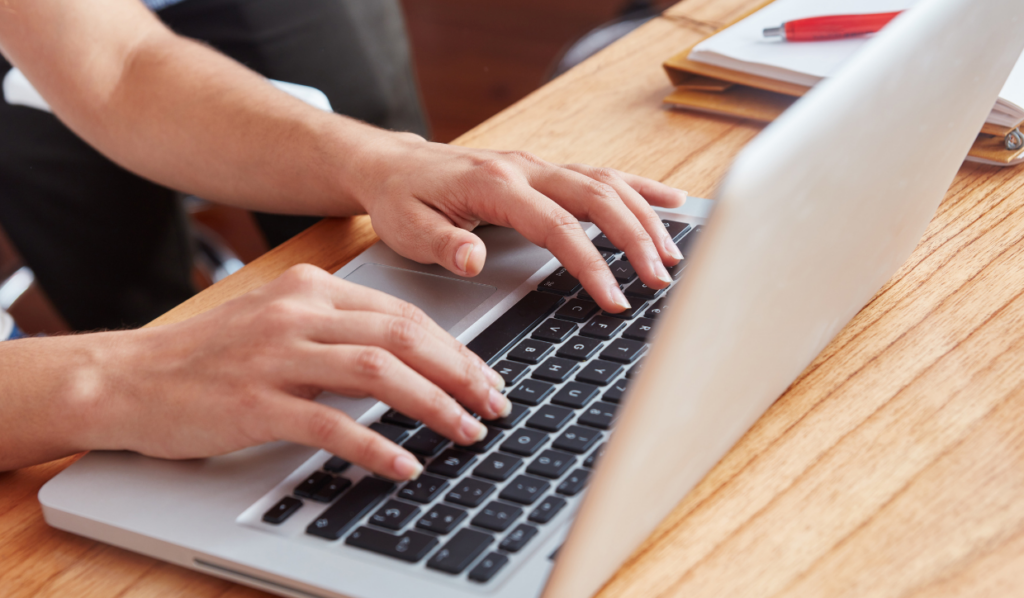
[0,0,674,336]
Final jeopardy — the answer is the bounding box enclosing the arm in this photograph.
[0,266,508,475]
[0,0,687,313]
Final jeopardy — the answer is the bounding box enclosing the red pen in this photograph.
[763,11,903,42]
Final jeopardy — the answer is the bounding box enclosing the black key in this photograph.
[601,300,649,320]
[500,428,549,456]
[552,425,602,454]
[381,409,420,429]
[493,360,530,386]
[311,476,353,503]
[532,357,579,383]
[550,381,600,409]
[627,358,645,379]
[602,378,629,403]
[580,315,626,340]
[491,403,530,429]
[262,496,302,524]
[531,318,576,343]
[623,279,664,301]
[598,249,620,263]
[577,401,618,430]
[645,298,668,319]
[469,552,509,583]
[427,449,477,478]
[623,317,656,342]
[369,422,411,444]
[556,469,590,496]
[403,428,449,457]
[662,219,692,242]
[428,528,495,574]
[499,524,539,553]
[499,475,551,505]
[473,452,523,481]
[591,231,619,252]
[553,299,599,322]
[446,478,496,508]
[369,499,421,530]
[608,259,637,284]
[599,338,647,364]
[667,256,686,279]
[527,449,576,479]
[537,267,581,296]
[306,477,395,540]
[526,404,574,432]
[416,504,468,534]
[584,443,606,468]
[323,456,350,473]
[556,336,603,361]
[467,291,563,364]
[576,360,623,386]
[507,379,554,406]
[294,471,332,499]
[529,495,567,524]
[398,474,449,503]
[507,338,554,364]
[465,426,504,453]
[576,288,594,301]
[346,527,439,563]
[471,501,523,532]
[676,226,700,258]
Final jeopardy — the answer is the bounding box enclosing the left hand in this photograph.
[354,133,687,313]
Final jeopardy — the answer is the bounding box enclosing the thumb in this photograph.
[383,206,487,277]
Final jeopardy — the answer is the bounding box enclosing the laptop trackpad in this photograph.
[343,263,497,331]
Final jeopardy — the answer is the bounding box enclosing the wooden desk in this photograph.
[6,0,1024,595]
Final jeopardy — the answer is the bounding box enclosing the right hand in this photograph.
[91,264,509,481]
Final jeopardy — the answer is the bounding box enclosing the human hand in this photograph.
[354,134,687,313]
[87,265,509,480]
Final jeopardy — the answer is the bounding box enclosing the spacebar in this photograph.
[306,477,394,540]
[466,291,564,365]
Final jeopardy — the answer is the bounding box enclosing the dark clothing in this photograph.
[0,0,427,331]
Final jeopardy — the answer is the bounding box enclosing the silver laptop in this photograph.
[40,1,1024,596]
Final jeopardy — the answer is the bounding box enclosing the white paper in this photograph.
[689,0,1024,127]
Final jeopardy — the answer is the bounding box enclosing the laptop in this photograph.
[39,1,1024,597]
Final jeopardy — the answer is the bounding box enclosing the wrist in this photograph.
[337,125,428,216]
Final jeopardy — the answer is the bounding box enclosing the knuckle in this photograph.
[386,316,424,351]
[352,430,382,465]
[262,299,306,330]
[544,210,581,245]
[282,263,323,288]
[395,300,429,328]
[508,150,543,165]
[307,409,343,446]
[591,167,620,184]
[586,179,619,203]
[478,158,519,184]
[355,346,392,379]
[430,227,463,262]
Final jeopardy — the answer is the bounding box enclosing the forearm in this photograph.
[0,334,124,471]
[0,0,387,216]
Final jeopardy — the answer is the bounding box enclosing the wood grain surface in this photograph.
[5,0,1024,596]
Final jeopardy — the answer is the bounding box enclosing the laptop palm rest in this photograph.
[343,263,496,332]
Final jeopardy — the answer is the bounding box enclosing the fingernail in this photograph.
[489,388,512,418]
[455,243,476,276]
[611,286,632,311]
[393,453,423,481]
[461,412,487,442]
[666,237,683,261]
[481,362,505,391]
[677,190,689,203]
[655,262,673,286]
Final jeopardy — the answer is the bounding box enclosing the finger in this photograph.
[305,310,511,419]
[267,397,424,481]
[606,168,688,209]
[300,343,490,446]
[480,179,631,312]
[272,266,501,389]
[552,164,679,286]
[378,203,488,277]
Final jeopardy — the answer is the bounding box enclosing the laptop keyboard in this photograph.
[256,220,699,585]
